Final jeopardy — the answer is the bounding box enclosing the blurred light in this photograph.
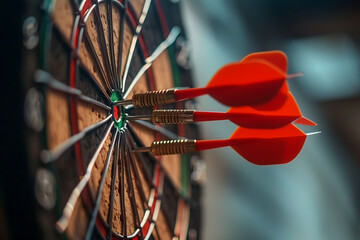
[286,35,360,101]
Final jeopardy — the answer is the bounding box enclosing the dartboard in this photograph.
[18,0,201,239]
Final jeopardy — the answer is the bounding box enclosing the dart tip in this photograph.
[306,131,321,136]
[287,72,304,79]
[112,99,133,107]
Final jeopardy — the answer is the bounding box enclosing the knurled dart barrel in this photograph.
[132,89,176,108]
[150,139,196,155]
[151,109,194,124]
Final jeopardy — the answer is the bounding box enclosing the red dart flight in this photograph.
[173,59,287,106]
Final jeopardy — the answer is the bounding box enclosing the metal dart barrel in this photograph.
[134,139,196,155]
[113,89,176,108]
[127,109,195,124]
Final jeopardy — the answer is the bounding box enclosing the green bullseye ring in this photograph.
[111,91,126,130]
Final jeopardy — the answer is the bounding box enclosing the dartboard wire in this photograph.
[123,26,181,98]
[83,30,113,93]
[125,134,149,206]
[119,133,127,239]
[93,0,116,89]
[121,0,152,91]
[130,120,182,140]
[78,64,111,101]
[85,130,119,240]
[75,11,112,97]
[35,69,111,111]
[124,140,145,240]
[116,0,128,91]
[127,124,187,203]
[125,144,149,212]
[94,0,114,82]
[127,125,186,231]
[125,129,164,237]
[126,126,157,185]
[106,0,118,88]
[125,145,145,240]
[145,172,165,240]
[56,121,114,232]
[79,3,113,97]
[107,131,121,240]
[40,115,112,164]
[85,132,151,239]
[125,131,153,211]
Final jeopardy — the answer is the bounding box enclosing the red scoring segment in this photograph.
[113,106,120,120]
[195,124,308,165]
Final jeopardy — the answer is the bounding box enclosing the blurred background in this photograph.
[180,0,360,239]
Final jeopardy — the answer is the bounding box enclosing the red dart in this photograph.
[114,51,301,108]
[173,60,287,106]
[196,124,310,165]
[133,125,319,164]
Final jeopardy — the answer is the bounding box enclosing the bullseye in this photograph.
[111,91,126,130]
[113,105,120,120]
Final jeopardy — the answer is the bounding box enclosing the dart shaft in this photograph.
[174,87,207,101]
[193,111,228,122]
[195,139,231,151]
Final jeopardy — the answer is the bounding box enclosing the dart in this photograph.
[113,59,297,108]
[133,124,320,165]
[127,83,317,128]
